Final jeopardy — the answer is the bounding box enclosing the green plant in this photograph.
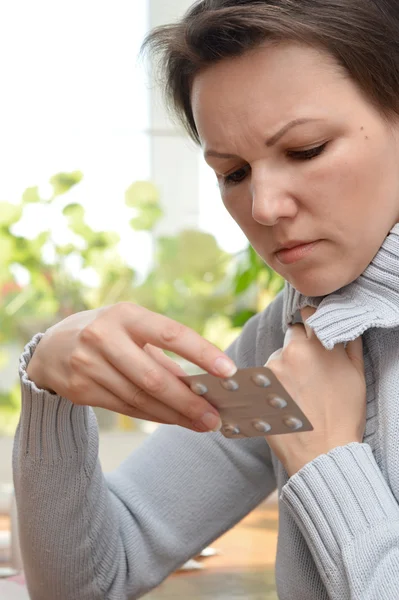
[0,171,283,432]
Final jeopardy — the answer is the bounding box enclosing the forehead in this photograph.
[191,42,344,145]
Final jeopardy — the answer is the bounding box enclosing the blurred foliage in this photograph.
[0,383,21,435]
[0,171,283,434]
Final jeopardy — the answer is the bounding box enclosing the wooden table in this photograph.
[146,501,279,600]
[0,502,279,599]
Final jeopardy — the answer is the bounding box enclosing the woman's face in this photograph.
[191,42,399,296]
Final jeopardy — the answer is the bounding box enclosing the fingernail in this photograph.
[214,357,237,378]
[195,412,222,432]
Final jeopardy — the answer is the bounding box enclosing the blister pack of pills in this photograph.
[181,367,313,439]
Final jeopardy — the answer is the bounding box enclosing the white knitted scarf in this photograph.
[282,223,399,349]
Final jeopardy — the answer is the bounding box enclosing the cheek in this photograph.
[307,141,386,221]
[221,186,254,226]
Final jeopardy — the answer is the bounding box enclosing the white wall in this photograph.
[148,0,248,251]
[148,0,202,236]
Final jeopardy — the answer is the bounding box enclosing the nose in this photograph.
[251,170,298,226]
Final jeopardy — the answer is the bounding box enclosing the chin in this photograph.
[286,270,355,298]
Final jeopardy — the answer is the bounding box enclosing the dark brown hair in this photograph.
[142,0,399,144]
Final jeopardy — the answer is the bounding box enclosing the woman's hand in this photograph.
[26,302,237,433]
[265,307,367,476]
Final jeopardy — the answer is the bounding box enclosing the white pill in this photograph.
[190,382,208,396]
[268,396,287,409]
[222,424,241,435]
[220,379,240,391]
[283,416,303,430]
[252,420,272,433]
[252,374,271,387]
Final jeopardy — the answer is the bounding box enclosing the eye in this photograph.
[287,142,328,161]
[223,164,251,186]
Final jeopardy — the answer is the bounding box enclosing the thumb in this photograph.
[265,348,283,366]
[345,336,364,375]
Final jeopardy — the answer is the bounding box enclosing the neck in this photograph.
[282,224,399,350]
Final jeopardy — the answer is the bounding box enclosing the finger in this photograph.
[98,331,223,429]
[283,323,307,348]
[143,344,187,377]
[84,379,208,433]
[81,355,219,431]
[120,305,237,378]
[265,348,283,365]
[345,336,364,374]
[300,306,317,338]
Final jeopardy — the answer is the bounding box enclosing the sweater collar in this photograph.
[282,224,399,350]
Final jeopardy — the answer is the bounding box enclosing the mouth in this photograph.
[274,239,317,252]
[275,240,321,265]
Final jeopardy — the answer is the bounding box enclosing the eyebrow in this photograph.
[265,118,322,147]
[204,118,322,160]
[204,149,240,160]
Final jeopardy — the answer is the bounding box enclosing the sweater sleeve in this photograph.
[280,442,399,600]
[12,305,279,600]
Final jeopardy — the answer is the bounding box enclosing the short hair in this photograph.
[142,0,399,143]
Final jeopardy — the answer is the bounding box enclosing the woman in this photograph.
[13,1,399,598]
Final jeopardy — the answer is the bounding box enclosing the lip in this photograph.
[275,240,321,265]
[274,239,316,252]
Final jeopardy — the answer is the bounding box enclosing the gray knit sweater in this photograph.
[13,223,399,600]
